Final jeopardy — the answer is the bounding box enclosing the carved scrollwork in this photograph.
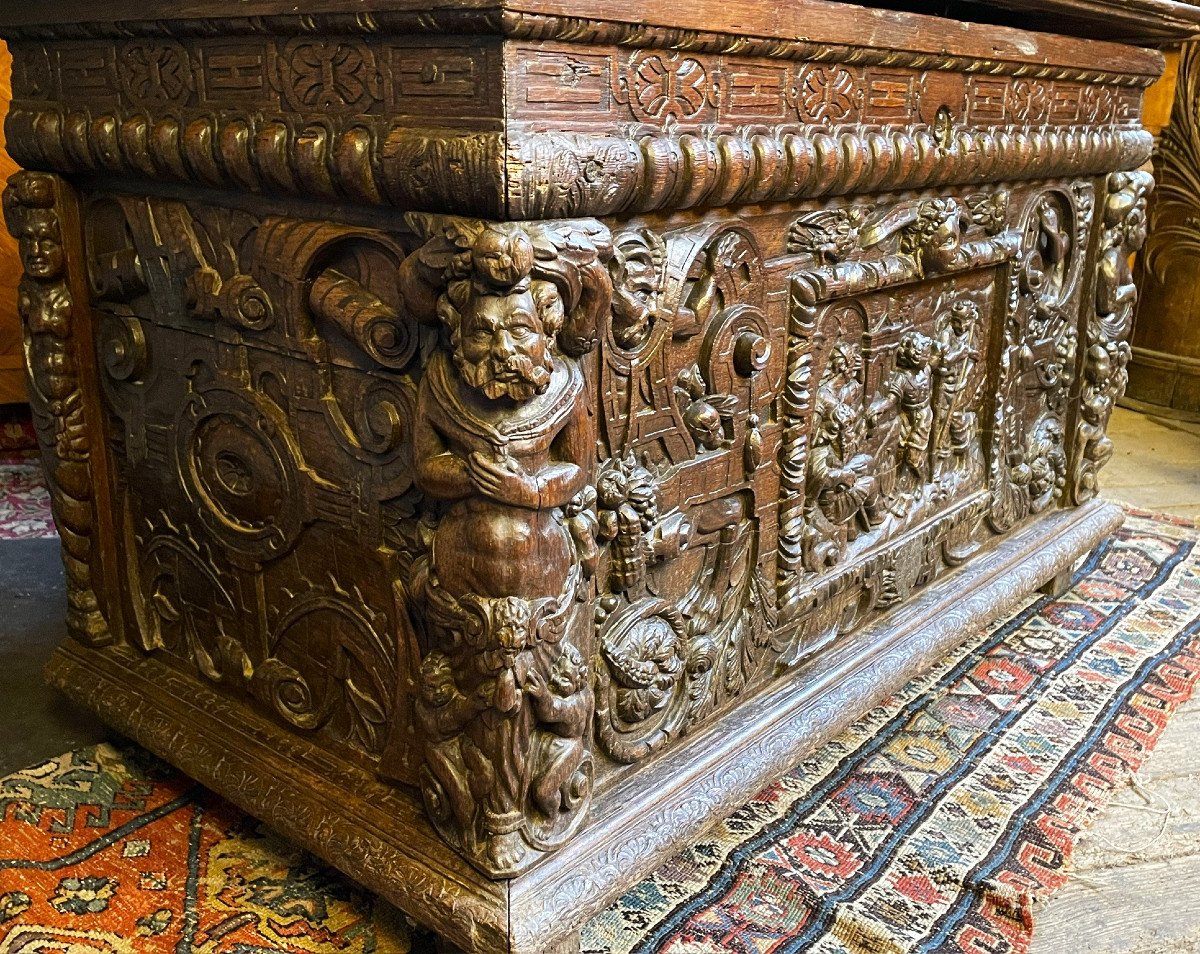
[258,587,395,755]
[595,598,689,763]
[175,385,307,562]
[15,132,1152,898]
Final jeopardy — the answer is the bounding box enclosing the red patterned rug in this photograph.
[0,510,1197,954]
[0,450,55,541]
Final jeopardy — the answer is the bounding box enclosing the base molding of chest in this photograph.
[45,499,1120,954]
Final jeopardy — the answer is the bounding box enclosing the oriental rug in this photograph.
[0,407,53,541]
[0,510,1198,954]
[0,452,54,541]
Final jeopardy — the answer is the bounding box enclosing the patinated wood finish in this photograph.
[1128,41,1200,421]
[0,0,1186,950]
[0,43,24,404]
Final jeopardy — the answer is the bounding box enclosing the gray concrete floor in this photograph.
[0,407,1195,949]
[0,539,107,776]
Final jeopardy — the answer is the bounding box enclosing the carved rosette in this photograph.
[2,171,108,644]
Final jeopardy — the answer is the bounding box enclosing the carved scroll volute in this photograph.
[3,171,113,645]
[396,213,612,878]
[1073,170,1153,503]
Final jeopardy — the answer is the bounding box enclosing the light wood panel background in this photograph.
[0,42,24,405]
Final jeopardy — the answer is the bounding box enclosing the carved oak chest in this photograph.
[2,0,1193,950]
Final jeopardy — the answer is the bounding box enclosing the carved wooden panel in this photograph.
[1129,42,1200,419]
[0,1,1166,950]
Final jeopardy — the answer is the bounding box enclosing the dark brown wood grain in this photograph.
[1128,41,1200,420]
[0,0,1169,950]
[0,42,24,404]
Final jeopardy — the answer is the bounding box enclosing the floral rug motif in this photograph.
[0,453,55,541]
[0,511,1198,954]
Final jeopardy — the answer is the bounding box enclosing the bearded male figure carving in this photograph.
[401,215,611,877]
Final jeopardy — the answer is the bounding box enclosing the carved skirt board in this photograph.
[0,0,1168,950]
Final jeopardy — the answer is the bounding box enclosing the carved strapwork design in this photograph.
[2,171,108,644]
[394,214,611,878]
[82,195,421,774]
[1073,171,1153,501]
[51,172,1142,882]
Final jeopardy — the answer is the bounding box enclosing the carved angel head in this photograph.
[419,651,459,707]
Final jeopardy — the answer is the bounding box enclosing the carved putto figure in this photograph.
[675,364,735,453]
[1096,172,1151,342]
[400,215,611,877]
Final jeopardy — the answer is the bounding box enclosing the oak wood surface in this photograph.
[0,0,1168,77]
[855,0,1200,43]
[0,41,23,405]
[0,0,1171,950]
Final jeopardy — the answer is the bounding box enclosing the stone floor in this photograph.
[1031,406,1200,954]
[0,406,1196,949]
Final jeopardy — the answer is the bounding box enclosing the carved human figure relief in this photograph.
[931,299,982,484]
[869,331,935,498]
[803,342,885,571]
[3,172,107,644]
[400,214,610,877]
[1076,171,1152,501]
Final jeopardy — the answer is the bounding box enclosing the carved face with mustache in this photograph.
[452,285,554,402]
